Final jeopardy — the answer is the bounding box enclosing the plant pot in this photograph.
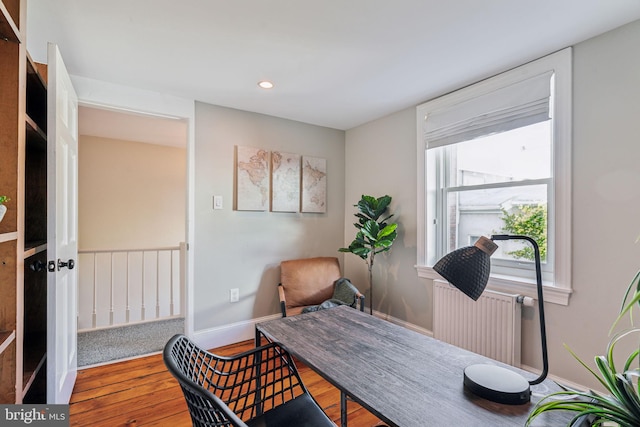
[0,204,6,223]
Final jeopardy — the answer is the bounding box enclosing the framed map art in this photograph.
[236,146,269,211]
[235,146,326,213]
[271,151,301,212]
[301,156,327,213]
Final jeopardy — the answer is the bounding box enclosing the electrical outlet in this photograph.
[229,288,239,302]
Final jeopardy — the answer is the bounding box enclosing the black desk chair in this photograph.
[163,334,336,427]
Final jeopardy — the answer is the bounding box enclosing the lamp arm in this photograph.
[491,235,548,385]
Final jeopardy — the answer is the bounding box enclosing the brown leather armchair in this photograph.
[278,257,365,317]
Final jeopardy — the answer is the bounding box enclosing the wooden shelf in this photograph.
[0,330,15,355]
[25,113,47,246]
[22,355,45,398]
[26,53,46,86]
[26,57,47,132]
[0,1,21,44]
[26,115,46,145]
[24,241,46,258]
[0,232,17,243]
[22,333,45,395]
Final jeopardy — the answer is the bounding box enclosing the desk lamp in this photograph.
[433,234,548,405]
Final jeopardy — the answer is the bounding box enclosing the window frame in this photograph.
[415,48,573,305]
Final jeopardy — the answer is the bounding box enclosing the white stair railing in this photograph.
[77,243,186,331]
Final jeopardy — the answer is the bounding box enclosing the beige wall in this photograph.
[345,19,640,389]
[78,135,186,250]
[344,109,426,327]
[193,103,345,330]
[549,18,640,389]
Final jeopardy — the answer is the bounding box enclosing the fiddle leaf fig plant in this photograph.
[339,195,398,314]
[526,270,640,427]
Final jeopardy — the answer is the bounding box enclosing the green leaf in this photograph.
[350,247,370,259]
[375,239,393,249]
[379,213,394,225]
[355,195,393,221]
[612,270,640,332]
[565,344,611,392]
[377,223,397,240]
[356,195,378,219]
[360,220,380,241]
[372,195,391,218]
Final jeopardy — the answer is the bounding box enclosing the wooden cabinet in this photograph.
[1,0,48,403]
[23,54,48,402]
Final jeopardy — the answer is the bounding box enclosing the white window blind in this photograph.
[424,71,553,148]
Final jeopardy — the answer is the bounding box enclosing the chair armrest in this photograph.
[278,284,287,317]
[356,292,365,312]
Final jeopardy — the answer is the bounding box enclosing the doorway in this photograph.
[75,105,188,366]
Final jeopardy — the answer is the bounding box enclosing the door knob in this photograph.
[30,260,45,272]
[50,258,76,271]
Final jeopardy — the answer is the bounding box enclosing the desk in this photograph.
[256,305,571,427]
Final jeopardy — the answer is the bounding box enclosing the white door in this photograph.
[46,43,79,404]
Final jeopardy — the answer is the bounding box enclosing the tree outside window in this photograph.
[499,204,547,262]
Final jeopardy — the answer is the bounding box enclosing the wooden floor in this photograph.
[70,340,384,427]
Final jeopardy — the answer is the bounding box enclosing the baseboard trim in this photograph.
[192,313,281,350]
[372,310,434,338]
[192,311,433,349]
[519,364,588,392]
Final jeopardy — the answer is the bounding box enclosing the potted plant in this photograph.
[0,196,9,223]
[339,195,398,314]
[526,270,640,426]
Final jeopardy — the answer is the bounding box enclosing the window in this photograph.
[416,48,572,305]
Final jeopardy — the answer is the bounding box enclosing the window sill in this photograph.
[416,265,571,306]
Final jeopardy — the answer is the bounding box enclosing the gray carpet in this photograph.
[77,317,184,367]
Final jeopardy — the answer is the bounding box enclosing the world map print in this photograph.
[236,146,269,211]
[301,156,327,213]
[271,151,301,212]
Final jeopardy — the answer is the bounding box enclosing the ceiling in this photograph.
[78,106,188,148]
[26,1,640,136]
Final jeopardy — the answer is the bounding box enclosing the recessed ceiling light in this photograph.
[258,80,274,89]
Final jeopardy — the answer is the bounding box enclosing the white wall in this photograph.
[78,135,186,250]
[193,103,345,337]
[345,19,640,389]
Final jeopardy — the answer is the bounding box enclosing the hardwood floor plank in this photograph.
[70,340,384,427]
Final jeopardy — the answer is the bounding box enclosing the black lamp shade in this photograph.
[433,236,496,300]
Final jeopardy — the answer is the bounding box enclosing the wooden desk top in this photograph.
[256,306,572,427]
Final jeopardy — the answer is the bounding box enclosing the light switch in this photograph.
[213,195,223,210]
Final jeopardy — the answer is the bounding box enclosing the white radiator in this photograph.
[433,279,521,366]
